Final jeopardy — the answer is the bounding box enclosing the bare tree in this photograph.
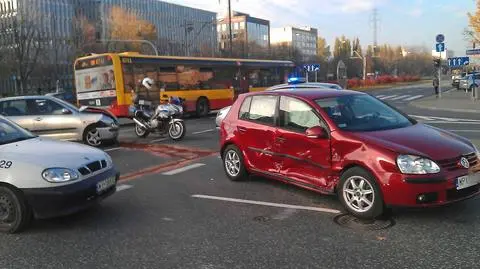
[0,11,45,95]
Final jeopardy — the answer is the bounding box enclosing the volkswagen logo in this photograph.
[460,157,470,169]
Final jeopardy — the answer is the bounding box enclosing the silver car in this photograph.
[0,95,119,147]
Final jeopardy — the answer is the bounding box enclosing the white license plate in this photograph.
[96,176,116,193]
[456,174,480,190]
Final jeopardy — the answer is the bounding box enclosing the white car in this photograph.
[0,116,119,233]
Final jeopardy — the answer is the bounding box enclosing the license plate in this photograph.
[96,176,116,194]
[456,174,480,190]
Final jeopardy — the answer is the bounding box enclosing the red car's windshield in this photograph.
[316,94,413,132]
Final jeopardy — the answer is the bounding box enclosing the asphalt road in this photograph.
[2,84,480,269]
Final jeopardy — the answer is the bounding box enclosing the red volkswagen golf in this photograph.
[219,88,480,218]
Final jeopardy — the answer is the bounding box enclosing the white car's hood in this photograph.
[1,137,106,168]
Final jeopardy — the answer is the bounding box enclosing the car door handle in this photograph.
[275,137,286,143]
[34,117,42,121]
[237,126,247,133]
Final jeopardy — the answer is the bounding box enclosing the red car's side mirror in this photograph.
[306,126,328,139]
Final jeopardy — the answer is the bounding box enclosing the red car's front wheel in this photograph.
[338,167,384,219]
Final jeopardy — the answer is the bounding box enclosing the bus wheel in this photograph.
[196,97,210,117]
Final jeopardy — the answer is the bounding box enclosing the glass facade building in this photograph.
[0,0,75,95]
[217,11,270,58]
[0,0,218,95]
[78,0,217,57]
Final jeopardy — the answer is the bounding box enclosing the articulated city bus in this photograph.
[74,52,295,117]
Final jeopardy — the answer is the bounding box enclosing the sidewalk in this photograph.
[411,89,480,113]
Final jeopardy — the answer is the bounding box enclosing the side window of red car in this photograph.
[239,95,277,125]
[279,96,321,133]
[238,96,252,120]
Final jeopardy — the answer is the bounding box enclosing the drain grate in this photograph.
[253,216,270,222]
[333,213,395,231]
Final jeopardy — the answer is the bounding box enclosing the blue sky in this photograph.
[166,0,476,56]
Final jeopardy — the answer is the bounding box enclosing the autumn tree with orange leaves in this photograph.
[107,6,157,53]
[467,0,480,43]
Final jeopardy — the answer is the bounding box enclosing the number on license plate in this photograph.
[96,176,116,193]
[456,175,480,190]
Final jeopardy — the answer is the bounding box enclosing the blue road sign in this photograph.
[436,43,445,52]
[466,49,480,55]
[436,34,445,43]
[448,57,470,67]
[303,64,320,72]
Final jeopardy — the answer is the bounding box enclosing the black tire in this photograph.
[222,145,248,181]
[0,185,32,234]
[337,167,384,219]
[168,121,186,141]
[83,125,102,147]
[196,97,210,117]
[134,123,150,138]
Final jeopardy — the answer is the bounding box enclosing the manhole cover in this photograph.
[333,213,395,231]
[253,216,270,222]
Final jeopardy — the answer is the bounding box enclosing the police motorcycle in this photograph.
[130,78,186,140]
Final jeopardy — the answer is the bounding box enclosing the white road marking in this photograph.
[104,147,121,152]
[191,194,341,214]
[403,95,424,101]
[447,130,480,133]
[376,95,386,98]
[426,121,480,124]
[162,163,206,175]
[192,129,215,135]
[390,95,410,100]
[410,115,480,122]
[116,184,133,192]
[379,95,398,100]
[151,138,168,143]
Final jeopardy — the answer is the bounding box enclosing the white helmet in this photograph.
[142,77,154,90]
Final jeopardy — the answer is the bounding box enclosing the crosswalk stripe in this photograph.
[390,95,410,100]
[403,95,423,101]
[379,95,397,100]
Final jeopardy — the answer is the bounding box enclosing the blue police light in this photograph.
[287,77,306,84]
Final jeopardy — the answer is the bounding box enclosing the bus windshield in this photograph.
[74,56,117,107]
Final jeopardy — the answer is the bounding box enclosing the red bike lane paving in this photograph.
[107,143,217,183]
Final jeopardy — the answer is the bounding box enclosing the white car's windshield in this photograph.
[0,117,36,145]
[316,94,413,132]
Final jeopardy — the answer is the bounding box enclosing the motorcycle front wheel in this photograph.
[168,121,186,141]
[135,123,150,138]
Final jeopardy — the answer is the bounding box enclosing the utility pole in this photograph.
[227,0,233,57]
[352,50,366,81]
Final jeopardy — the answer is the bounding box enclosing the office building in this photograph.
[271,26,318,61]
[78,0,218,57]
[217,11,270,58]
[0,0,75,95]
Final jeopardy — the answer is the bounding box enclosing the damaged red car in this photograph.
[219,88,480,218]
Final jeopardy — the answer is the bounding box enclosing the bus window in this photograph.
[158,67,179,91]
[247,67,284,88]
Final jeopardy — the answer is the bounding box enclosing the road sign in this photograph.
[466,49,480,55]
[303,64,320,72]
[436,43,445,52]
[436,34,445,43]
[448,57,470,67]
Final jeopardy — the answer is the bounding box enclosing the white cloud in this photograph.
[163,0,379,27]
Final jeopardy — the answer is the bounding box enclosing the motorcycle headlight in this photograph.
[42,168,79,183]
[396,155,440,174]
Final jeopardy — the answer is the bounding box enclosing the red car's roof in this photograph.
[244,88,365,100]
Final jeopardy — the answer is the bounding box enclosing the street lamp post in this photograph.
[352,50,366,80]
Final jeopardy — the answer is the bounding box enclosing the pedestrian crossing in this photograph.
[374,94,424,102]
